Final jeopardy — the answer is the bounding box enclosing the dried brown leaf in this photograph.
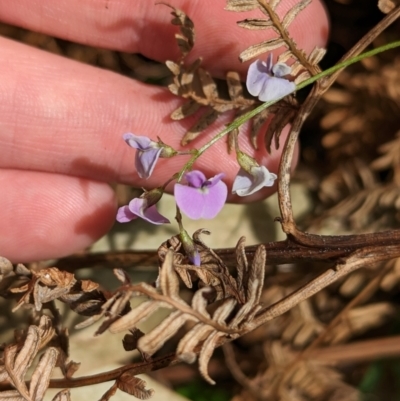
[122,328,145,351]
[235,237,248,293]
[239,38,285,62]
[290,60,306,76]
[212,298,237,324]
[245,245,266,306]
[29,348,58,401]
[170,100,201,120]
[191,287,212,318]
[159,250,180,298]
[264,107,297,152]
[181,108,219,145]
[177,323,214,363]
[51,390,71,401]
[0,257,13,277]
[174,266,193,288]
[161,4,195,58]
[198,331,226,385]
[307,46,326,66]
[224,0,259,11]
[138,311,195,356]
[294,70,311,84]
[250,108,272,149]
[371,132,400,170]
[34,268,75,288]
[277,50,293,64]
[226,71,244,101]
[109,300,166,333]
[0,390,25,400]
[165,60,180,76]
[113,269,131,285]
[237,18,276,30]
[198,68,218,100]
[269,0,283,8]
[117,373,154,400]
[281,0,311,29]
[6,333,38,395]
[4,345,30,400]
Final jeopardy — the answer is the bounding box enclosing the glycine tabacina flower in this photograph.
[175,171,228,220]
[123,133,177,179]
[232,151,277,197]
[116,188,170,225]
[246,53,296,102]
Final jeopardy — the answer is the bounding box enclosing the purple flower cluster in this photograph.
[118,54,288,225]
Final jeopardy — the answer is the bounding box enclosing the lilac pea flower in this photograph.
[232,151,277,197]
[175,171,228,220]
[246,53,296,102]
[232,166,277,197]
[116,188,170,225]
[123,133,162,179]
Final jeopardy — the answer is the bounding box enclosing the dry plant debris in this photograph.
[1,1,400,400]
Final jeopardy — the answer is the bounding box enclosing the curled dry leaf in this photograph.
[0,316,59,401]
[225,0,259,12]
[117,373,154,400]
[160,3,195,59]
[51,389,71,401]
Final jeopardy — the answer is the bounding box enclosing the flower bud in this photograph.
[179,228,201,266]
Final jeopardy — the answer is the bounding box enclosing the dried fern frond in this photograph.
[227,0,325,78]
[321,57,400,162]
[0,316,61,401]
[108,241,266,384]
[167,57,256,145]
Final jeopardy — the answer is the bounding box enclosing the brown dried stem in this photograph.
[277,5,400,240]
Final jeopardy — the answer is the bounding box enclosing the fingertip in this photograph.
[0,170,117,263]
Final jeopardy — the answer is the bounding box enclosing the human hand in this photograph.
[0,0,329,262]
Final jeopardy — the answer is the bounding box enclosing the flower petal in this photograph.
[232,168,253,195]
[175,181,227,219]
[116,205,139,223]
[123,133,153,150]
[272,62,292,77]
[232,166,277,197]
[246,60,269,97]
[258,76,296,102]
[135,148,162,179]
[127,197,169,224]
[204,173,225,189]
[142,205,170,224]
[185,170,206,188]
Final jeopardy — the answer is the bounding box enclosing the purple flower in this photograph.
[174,171,228,220]
[232,166,277,197]
[232,151,277,197]
[116,188,170,225]
[246,54,296,102]
[123,133,177,179]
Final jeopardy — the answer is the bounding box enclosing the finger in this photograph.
[0,169,116,263]
[0,0,329,77]
[0,35,293,198]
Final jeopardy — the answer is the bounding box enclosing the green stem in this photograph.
[176,39,400,177]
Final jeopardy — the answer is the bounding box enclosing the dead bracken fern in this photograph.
[2,1,400,400]
[225,0,326,78]
[164,4,257,146]
[163,3,302,151]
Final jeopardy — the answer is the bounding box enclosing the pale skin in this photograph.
[0,0,329,262]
